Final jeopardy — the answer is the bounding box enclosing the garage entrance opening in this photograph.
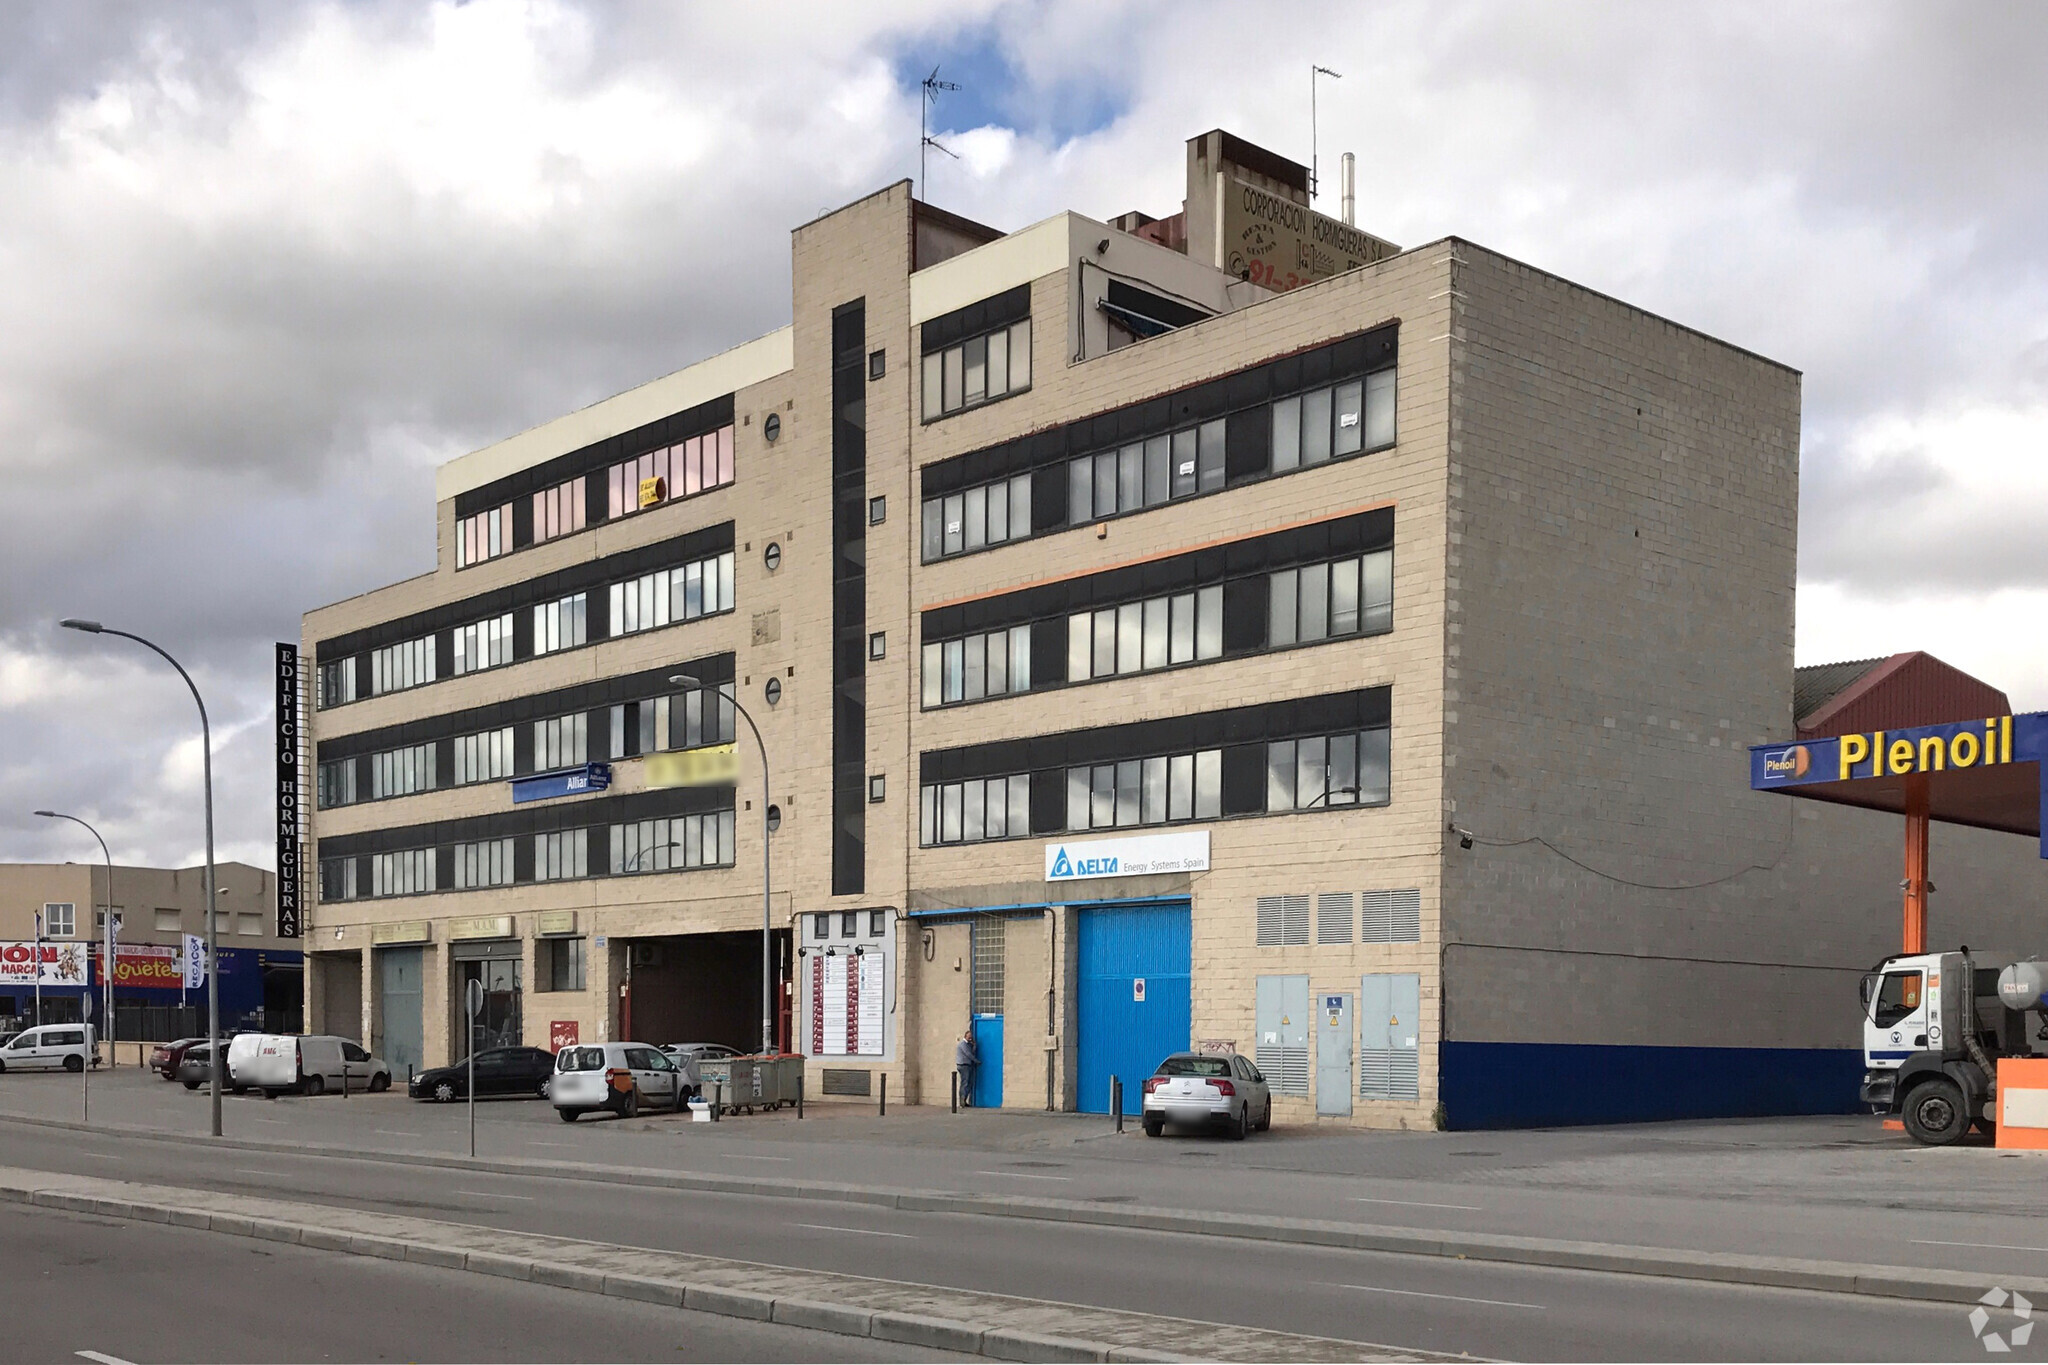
[621,929,791,1053]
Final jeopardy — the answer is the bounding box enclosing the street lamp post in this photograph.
[34,811,114,1067]
[671,674,774,1055]
[60,619,222,1138]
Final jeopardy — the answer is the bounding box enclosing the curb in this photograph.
[3,1110,2038,1308]
[13,1182,1195,1363]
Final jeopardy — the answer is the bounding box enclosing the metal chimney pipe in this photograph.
[1340,152,1356,226]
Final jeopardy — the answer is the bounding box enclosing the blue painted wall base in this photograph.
[1440,1041,1865,1130]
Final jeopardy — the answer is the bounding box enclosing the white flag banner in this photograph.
[183,934,208,989]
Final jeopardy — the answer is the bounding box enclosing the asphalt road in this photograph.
[12,1068,2048,1282]
[0,1115,2010,1362]
[5,1201,957,1363]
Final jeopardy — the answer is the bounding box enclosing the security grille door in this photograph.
[1359,973,1420,1100]
[1255,974,1310,1095]
[1316,992,1352,1116]
[1316,893,1355,945]
[1255,895,1310,946]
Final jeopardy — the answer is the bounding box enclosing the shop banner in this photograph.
[97,944,182,988]
[183,934,208,989]
[0,942,90,986]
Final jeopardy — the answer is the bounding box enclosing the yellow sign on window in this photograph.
[645,745,739,789]
[638,475,667,508]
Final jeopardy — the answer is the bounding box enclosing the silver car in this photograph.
[1141,1051,1272,1139]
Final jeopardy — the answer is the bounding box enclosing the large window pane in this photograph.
[942,346,964,413]
[1196,586,1223,660]
[921,786,936,845]
[1115,760,1141,827]
[1359,728,1391,804]
[921,499,943,561]
[1116,603,1142,675]
[1299,562,1330,641]
[986,326,1008,396]
[943,639,965,703]
[1168,753,1195,821]
[922,353,943,421]
[1009,320,1031,388]
[1117,444,1143,513]
[1092,610,1116,679]
[985,479,1008,543]
[1068,768,1091,830]
[1362,549,1394,633]
[942,783,963,843]
[1331,557,1360,635]
[963,779,985,842]
[1334,380,1364,455]
[943,493,965,556]
[1008,474,1031,537]
[1141,597,1169,670]
[964,485,987,551]
[985,631,1007,695]
[1009,626,1031,693]
[1090,765,1115,830]
[1365,369,1396,448]
[963,633,986,700]
[1169,593,1195,664]
[1069,458,1093,523]
[1093,453,1117,519]
[1269,570,1299,646]
[1198,420,1225,491]
[1271,397,1301,472]
[1328,732,1359,805]
[1302,388,1332,464]
[1009,774,1031,832]
[1141,756,1168,825]
[1068,614,1092,683]
[1267,739,1297,811]
[1144,435,1171,507]
[963,334,987,405]
[1194,750,1222,818]
[1297,736,1327,812]
[984,778,1007,840]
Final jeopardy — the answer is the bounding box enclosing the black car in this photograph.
[175,1041,246,1094]
[408,1047,556,1102]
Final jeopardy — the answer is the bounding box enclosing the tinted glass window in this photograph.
[1872,972,1924,1029]
[558,1047,606,1072]
[1157,1056,1230,1077]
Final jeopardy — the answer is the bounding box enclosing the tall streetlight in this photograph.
[60,619,222,1137]
[670,674,774,1055]
[34,811,114,1065]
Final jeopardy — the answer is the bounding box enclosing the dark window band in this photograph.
[920,284,1031,354]
[452,393,735,521]
[316,783,732,862]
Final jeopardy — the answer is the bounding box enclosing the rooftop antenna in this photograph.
[1311,64,1342,203]
[920,66,961,199]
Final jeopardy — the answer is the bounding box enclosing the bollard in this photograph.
[1112,1076,1123,1133]
[713,1081,722,1122]
[879,1073,887,1117]
[797,1073,804,1119]
[950,1069,959,1114]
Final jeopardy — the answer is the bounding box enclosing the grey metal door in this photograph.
[377,948,423,1077]
[1316,992,1352,1116]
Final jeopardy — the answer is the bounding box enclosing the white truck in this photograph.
[1861,949,2047,1144]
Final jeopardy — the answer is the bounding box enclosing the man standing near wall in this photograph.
[955,1029,977,1107]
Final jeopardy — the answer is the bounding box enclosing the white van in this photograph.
[0,1025,97,1073]
[551,1042,683,1121]
[228,1034,391,1097]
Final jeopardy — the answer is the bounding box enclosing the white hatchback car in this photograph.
[552,1042,684,1121]
[1141,1051,1272,1139]
[0,1024,98,1073]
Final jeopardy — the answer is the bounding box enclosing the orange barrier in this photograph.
[1996,1058,2048,1151]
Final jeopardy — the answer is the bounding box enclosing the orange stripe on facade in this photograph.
[918,499,1399,613]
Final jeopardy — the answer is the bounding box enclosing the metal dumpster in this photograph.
[698,1054,803,1114]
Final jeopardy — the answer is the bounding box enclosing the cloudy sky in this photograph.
[1,0,2043,873]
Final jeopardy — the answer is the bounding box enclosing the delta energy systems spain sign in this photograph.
[1044,830,1210,882]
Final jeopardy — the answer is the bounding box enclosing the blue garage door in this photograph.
[1077,901,1191,1114]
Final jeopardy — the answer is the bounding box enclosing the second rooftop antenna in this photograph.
[921,65,961,199]
[1311,64,1342,202]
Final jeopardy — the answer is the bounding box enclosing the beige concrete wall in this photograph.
[0,861,290,949]
[905,919,971,1103]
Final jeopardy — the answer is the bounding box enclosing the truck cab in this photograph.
[1861,949,2033,1145]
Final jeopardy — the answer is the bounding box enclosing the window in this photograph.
[236,914,263,936]
[920,473,1031,562]
[1069,420,1223,525]
[1265,727,1392,812]
[41,903,75,938]
[320,858,357,902]
[317,759,357,809]
[868,632,886,661]
[869,910,888,936]
[318,658,357,709]
[1872,971,1924,1029]
[868,496,886,525]
[531,477,586,545]
[371,849,434,897]
[813,912,831,940]
[921,625,1032,707]
[1271,370,1396,472]
[1268,551,1394,647]
[918,773,1032,846]
[868,349,886,380]
[152,908,181,932]
[1066,587,1221,683]
[537,938,586,992]
[609,685,734,760]
[534,830,589,882]
[922,318,1031,421]
[454,727,514,785]
[456,503,511,568]
[371,743,436,800]
[1065,750,1221,832]
[606,424,735,519]
[453,613,513,675]
[533,713,588,771]
[370,636,435,696]
[453,838,514,889]
[609,812,735,873]
[609,551,734,637]
[532,593,587,657]
[868,774,886,803]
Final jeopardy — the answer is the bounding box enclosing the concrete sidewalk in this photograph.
[0,1164,1454,1364]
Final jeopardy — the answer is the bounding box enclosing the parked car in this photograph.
[0,1024,97,1074]
[177,1041,240,1091]
[657,1042,737,1101]
[150,1037,216,1080]
[1140,1051,1272,1140]
[228,1033,391,1097]
[552,1042,684,1121]
[409,1047,557,1103]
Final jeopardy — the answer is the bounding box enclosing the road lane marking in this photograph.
[77,1154,121,1162]
[795,1223,915,1239]
[976,1170,1072,1182]
[77,1351,136,1364]
[529,1141,578,1148]
[372,1130,416,1136]
[1351,1197,1483,1211]
[455,1190,534,1200]
[721,1154,793,1162]
[247,1117,285,1125]
[1915,1238,2048,1254]
[1310,1280,1543,1310]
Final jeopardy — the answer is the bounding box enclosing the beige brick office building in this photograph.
[301,129,2048,1126]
